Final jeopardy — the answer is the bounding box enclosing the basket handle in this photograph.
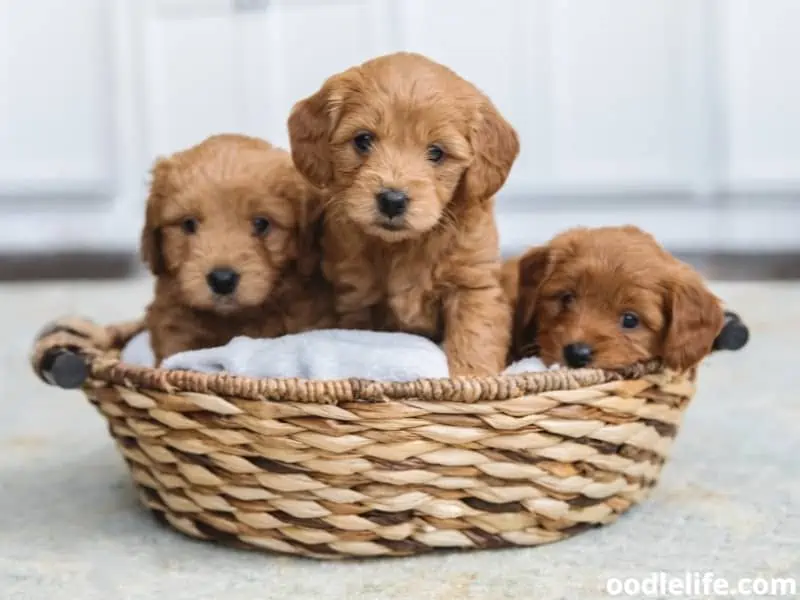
[713,310,749,352]
[39,347,90,389]
[31,316,145,389]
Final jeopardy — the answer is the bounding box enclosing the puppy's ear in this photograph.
[661,271,724,371]
[464,100,520,201]
[288,84,336,189]
[511,246,552,360]
[140,158,172,275]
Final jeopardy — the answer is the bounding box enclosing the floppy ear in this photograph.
[140,158,172,275]
[661,271,725,371]
[510,246,552,360]
[463,99,520,201]
[288,85,336,189]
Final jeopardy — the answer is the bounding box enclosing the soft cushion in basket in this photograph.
[31,316,697,560]
[161,329,450,381]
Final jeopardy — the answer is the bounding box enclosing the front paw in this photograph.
[447,356,502,377]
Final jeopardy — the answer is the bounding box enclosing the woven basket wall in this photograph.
[31,316,696,559]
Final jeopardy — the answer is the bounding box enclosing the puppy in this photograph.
[505,226,725,372]
[141,134,333,364]
[288,52,519,376]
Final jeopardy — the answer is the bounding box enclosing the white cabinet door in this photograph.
[545,0,700,194]
[721,0,800,191]
[0,0,142,253]
[142,0,394,157]
[141,0,252,158]
[0,0,111,199]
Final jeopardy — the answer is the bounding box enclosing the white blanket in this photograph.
[503,356,561,374]
[121,330,558,380]
[120,330,155,367]
[123,329,448,382]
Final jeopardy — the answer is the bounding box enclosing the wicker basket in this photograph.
[30,316,696,559]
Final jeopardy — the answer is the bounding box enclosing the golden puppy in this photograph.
[141,134,333,364]
[505,226,724,371]
[288,52,520,376]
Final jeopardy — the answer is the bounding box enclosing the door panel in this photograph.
[0,0,114,200]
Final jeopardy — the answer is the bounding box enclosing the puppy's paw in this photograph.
[447,357,502,377]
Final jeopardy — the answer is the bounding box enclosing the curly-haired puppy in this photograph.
[288,52,520,376]
[505,226,725,371]
[141,134,333,364]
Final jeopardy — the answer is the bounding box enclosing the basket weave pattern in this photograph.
[31,317,695,559]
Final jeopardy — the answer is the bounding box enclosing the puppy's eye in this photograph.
[353,132,374,154]
[620,311,640,329]
[252,217,270,236]
[427,144,445,164]
[180,217,198,235]
[558,292,575,308]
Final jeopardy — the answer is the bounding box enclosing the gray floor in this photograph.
[2,277,798,599]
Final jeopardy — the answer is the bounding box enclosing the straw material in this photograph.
[31,316,696,559]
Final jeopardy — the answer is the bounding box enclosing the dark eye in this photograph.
[620,311,640,329]
[353,132,374,154]
[252,217,270,236]
[427,144,445,163]
[558,292,575,309]
[180,217,198,235]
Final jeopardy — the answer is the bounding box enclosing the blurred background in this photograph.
[1,0,798,279]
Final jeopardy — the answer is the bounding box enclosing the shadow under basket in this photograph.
[31,316,696,560]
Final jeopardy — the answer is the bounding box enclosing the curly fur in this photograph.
[505,226,725,371]
[141,134,334,364]
[288,52,520,375]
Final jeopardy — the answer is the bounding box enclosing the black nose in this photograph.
[206,268,239,295]
[563,343,593,368]
[376,189,408,218]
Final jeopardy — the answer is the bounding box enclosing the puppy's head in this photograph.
[141,134,322,314]
[288,52,519,242]
[511,226,724,371]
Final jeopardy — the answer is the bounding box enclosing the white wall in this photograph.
[1,0,798,255]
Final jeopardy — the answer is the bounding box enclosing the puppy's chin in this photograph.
[339,195,443,243]
[362,220,422,243]
[178,276,276,315]
[539,343,647,371]
[182,292,264,315]
[209,296,249,316]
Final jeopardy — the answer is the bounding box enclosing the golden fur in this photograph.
[141,134,334,364]
[505,226,724,371]
[288,52,520,375]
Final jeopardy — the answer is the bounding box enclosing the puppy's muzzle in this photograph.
[376,188,408,219]
[563,342,593,368]
[206,267,240,296]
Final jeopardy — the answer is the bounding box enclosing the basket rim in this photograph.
[32,315,669,404]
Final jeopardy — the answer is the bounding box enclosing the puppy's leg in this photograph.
[148,306,214,366]
[323,256,381,330]
[150,324,194,366]
[335,285,379,329]
[443,285,511,376]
